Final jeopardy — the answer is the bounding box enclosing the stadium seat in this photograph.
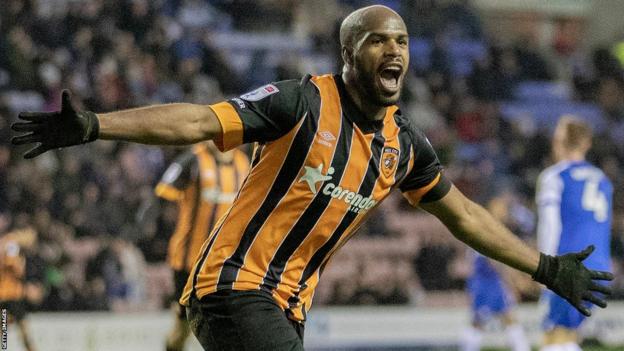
[500,101,607,132]
[410,38,433,72]
[409,38,487,77]
[514,81,573,102]
[447,40,487,77]
[376,0,402,12]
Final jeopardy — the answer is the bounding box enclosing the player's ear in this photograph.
[342,46,354,67]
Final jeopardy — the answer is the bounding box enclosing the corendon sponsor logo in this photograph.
[321,183,376,214]
[298,163,376,214]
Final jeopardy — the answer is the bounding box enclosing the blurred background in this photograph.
[1,0,624,350]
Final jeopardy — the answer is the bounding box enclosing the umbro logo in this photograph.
[317,131,336,147]
[319,131,336,141]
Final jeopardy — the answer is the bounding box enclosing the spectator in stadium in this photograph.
[137,141,248,351]
[536,116,613,351]
[12,5,613,351]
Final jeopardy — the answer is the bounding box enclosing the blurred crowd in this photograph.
[1,0,624,312]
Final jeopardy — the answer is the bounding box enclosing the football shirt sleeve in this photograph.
[209,77,310,151]
[155,150,196,201]
[398,124,451,206]
[536,169,563,255]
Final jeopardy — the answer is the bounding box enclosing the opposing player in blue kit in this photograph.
[536,116,613,351]
[461,193,530,351]
[461,253,530,351]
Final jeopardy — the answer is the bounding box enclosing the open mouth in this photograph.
[378,65,402,93]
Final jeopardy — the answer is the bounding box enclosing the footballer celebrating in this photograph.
[13,5,613,351]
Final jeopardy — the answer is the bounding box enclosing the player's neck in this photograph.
[341,74,386,121]
[557,151,585,163]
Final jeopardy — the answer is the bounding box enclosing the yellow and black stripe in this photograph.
[0,239,25,302]
[181,74,450,321]
[158,143,249,273]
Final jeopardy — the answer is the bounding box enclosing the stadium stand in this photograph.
[1,0,623,317]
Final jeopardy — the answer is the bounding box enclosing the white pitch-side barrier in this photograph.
[4,303,624,351]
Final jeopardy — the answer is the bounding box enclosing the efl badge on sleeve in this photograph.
[381,146,399,178]
[240,84,280,101]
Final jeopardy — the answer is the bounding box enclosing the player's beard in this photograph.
[353,62,402,107]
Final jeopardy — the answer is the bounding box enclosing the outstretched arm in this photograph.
[13,79,309,158]
[420,185,613,316]
[421,185,539,274]
[98,103,221,144]
[12,90,222,158]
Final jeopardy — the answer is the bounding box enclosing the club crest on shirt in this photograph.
[240,84,279,101]
[381,146,399,178]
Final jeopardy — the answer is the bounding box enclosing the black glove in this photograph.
[11,90,99,159]
[532,245,613,316]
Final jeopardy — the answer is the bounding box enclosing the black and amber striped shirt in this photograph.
[0,238,25,301]
[181,74,451,321]
[157,143,249,273]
